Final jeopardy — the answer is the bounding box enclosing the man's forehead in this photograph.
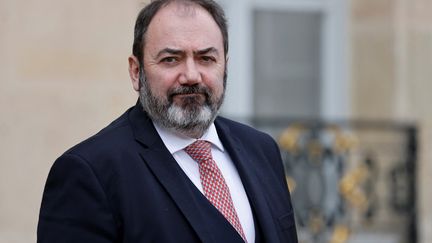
[156,1,203,19]
[144,1,224,56]
[171,1,200,17]
[148,2,218,31]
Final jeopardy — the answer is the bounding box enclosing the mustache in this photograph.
[168,85,211,101]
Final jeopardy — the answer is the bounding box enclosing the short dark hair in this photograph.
[132,0,228,65]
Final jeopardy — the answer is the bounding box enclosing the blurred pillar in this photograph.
[350,0,432,242]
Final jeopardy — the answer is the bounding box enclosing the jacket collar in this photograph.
[128,103,217,242]
[214,119,280,243]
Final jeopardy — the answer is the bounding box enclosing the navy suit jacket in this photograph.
[38,104,298,243]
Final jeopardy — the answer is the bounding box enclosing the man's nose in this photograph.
[179,59,202,85]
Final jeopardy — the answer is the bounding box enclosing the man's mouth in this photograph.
[173,93,204,98]
[172,93,205,102]
[168,85,210,104]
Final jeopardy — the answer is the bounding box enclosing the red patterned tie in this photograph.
[185,140,247,242]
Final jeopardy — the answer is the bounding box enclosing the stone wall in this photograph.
[0,1,145,242]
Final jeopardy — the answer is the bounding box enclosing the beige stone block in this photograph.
[350,0,398,120]
[351,30,396,120]
[351,0,394,23]
[406,32,432,119]
[406,0,432,30]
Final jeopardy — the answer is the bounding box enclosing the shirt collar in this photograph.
[153,122,225,154]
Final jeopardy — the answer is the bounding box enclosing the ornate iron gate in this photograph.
[252,118,417,243]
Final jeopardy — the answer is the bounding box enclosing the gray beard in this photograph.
[138,68,225,138]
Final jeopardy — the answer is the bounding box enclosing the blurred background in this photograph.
[0,0,431,242]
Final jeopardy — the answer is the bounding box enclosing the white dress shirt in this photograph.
[153,122,255,243]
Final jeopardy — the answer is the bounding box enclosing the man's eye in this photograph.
[201,56,215,62]
[161,57,178,63]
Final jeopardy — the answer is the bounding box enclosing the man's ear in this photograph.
[128,55,141,92]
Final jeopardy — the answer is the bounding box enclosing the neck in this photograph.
[171,126,206,139]
[151,119,209,139]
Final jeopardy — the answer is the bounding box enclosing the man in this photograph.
[37,0,298,242]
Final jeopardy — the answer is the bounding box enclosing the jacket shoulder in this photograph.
[215,116,275,143]
[63,108,135,161]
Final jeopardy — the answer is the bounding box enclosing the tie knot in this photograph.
[184,140,212,163]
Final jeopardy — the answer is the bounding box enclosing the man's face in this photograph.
[138,3,226,137]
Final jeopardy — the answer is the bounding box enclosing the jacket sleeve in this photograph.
[37,153,118,243]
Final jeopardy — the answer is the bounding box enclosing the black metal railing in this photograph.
[251,118,417,243]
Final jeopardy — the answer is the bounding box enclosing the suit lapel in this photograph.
[215,119,280,243]
[128,104,280,242]
[128,105,214,243]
